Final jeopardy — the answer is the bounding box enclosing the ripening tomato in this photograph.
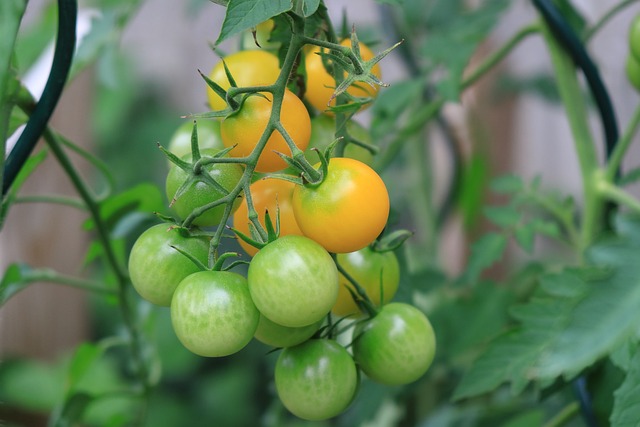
[304,40,381,114]
[220,89,311,173]
[128,224,210,306]
[241,19,279,51]
[332,246,400,317]
[630,14,640,61]
[247,235,339,327]
[627,54,640,92]
[207,50,281,111]
[171,270,259,357]
[306,115,375,165]
[292,157,389,253]
[275,339,358,420]
[165,149,244,227]
[233,178,303,256]
[353,303,436,385]
[253,315,322,348]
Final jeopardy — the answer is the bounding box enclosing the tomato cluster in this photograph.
[127,26,436,421]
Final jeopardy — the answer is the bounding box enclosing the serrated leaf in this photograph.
[459,232,507,285]
[490,174,524,194]
[455,217,640,400]
[514,223,535,253]
[611,349,640,427]
[216,0,291,45]
[484,205,521,228]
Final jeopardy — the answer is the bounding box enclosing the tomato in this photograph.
[630,14,640,61]
[254,315,322,348]
[171,270,259,357]
[167,120,224,166]
[332,247,400,317]
[165,148,244,227]
[207,50,281,111]
[353,303,436,385]
[232,178,303,256]
[275,339,358,420]
[128,224,210,306]
[221,89,311,173]
[627,54,640,92]
[240,19,279,51]
[292,157,389,253]
[247,235,338,327]
[307,115,374,165]
[304,40,381,114]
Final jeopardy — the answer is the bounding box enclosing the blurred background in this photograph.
[1,0,639,426]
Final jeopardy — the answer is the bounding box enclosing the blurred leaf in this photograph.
[66,343,102,392]
[216,0,291,45]
[0,358,65,412]
[496,74,560,103]
[371,78,424,138]
[0,263,40,305]
[458,148,490,230]
[514,223,535,253]
[54,392,94,427]
[490,174,524,194]
[455,216,640,399]
[459,232,507,285]
[610,339,638,372]
[292,0,320,17]
[421,0,510,100]
[13,0,55,73]
[8,105,28,136]
[484,205,521,228]
[618,166,640,187]
[611,349,640,427]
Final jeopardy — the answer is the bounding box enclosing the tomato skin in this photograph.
[167,120,224,165]
[207,50,280,111]
[292,157,389,253]
[307,115,374,165]
[240,19,279,51]
[165,149,244,227]
[171,270,259,357]
[128,224,210,306]
[247,235,338,327]
[221,89,311,173]
[232,178,303,256]
[630,15,640,61]
[353,303,436,385]
[304,40,381,114]
[333,247,400,317]
[627,54,640,92]
[254,315,322,348]
[275,339,358,420]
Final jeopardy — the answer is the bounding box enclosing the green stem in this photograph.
[542,402,579,427]
[606,103,640,182]
[596,179,640,215]
[19,269,116,295]
[539,20,602,254]
[584,0,640,42]
[14,195,87,210]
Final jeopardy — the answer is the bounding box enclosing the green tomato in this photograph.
[128,224,210,306]
[167,120,224,166]
[630,14,640,62]
[627,54,640,92]
[247,235,338,327]
[353,303,436,385]
[165,148,243,227]
[254,315,323,348]
[306,115,375,165]
[333,247,400,317]
[171,270,259,357]
[275,339,358,420]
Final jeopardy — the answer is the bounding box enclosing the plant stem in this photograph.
[605,103,640,182]
[539,20,602,254]
[542,402,580,427]
[18,268,116,295]
[584,0,640,42]
[596,179,640,215]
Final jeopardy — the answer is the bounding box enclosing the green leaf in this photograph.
[618,166,640,187]
[458,149,490,230]
[483,205,521,228]
[514,223,535,253]
[455,217,640,400]
[459,232,507,285]
[611,349,640,427]
[292,0,320,17]
[490,174,524,194]
[0,358,65,412]
[54,392,94,427]
[0,263,35,305]
[67,343,102,392]
[1,149,48,227]
[216,0,291,45]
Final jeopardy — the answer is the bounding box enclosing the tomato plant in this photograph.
[171,270,259,357]
[167,120,224,163]
[232,178,303,256]
[206,50,280,111]
[247,235,338,327]
[220,89,311,172]
[292,157,390,253]
[304,39,381,113]
[165,148,244,227]
[332,246,400,317]
[128,224,210,306]
[353,303,436,386]
[275,339,358,420]
[307,115,375,165]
